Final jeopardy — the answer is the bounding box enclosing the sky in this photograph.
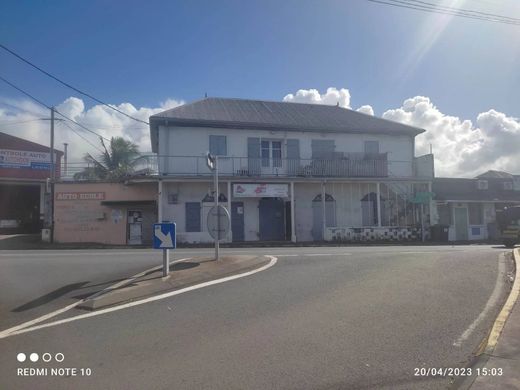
[1,0,520,177]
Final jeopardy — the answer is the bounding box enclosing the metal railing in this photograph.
[150,154,390,178]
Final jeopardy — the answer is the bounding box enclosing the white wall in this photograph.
[163,180,428,243]
[158,125,415,177]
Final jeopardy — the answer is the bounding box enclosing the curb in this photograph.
[453,248,519,389]
[77,255,271,311]
[483,248,520,354]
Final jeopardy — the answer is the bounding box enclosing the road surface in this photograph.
[0,245,513,389]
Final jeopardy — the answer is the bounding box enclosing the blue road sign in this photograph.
[153,223,176,249]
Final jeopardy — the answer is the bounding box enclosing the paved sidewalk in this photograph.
[469,248,520,389]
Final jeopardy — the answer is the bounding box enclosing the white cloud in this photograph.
[0,96,183,165]
[283,87,520,177]
[382,96,520,177]
[356,105,374,116]
[283,87,351,108]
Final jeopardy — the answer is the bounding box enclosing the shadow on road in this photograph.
[12,281,90,312]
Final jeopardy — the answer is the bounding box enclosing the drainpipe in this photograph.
[376,182,382,227]
[321,181,326,241]
[291,181,296,242]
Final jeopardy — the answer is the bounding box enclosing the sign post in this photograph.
[153,223,176,277]
[207,205,231,255]
[410,191,435,242]
[206,152,225,260]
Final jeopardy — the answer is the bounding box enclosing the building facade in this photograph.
[149,98,434,244]
[53,181,157,245]
[432,171,520,241]
[0,132,62,234]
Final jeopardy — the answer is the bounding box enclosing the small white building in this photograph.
[149,97,434,243]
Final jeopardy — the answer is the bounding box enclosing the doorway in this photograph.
[127,210,143,245]
[231,201,245,242]
[259,198,285,241]
[454,207,468,241]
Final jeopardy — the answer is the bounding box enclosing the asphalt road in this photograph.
[0,245,513,390]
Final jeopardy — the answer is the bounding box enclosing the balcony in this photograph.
[143,153,390,178]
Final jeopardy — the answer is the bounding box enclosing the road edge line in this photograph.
[0,256,278,339]
[482,248,520,354]
[0,258,191,338]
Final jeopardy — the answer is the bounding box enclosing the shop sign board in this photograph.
[56,192,106,201]
[0,149,52,170]
[233,183,288,198]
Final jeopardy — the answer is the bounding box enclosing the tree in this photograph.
[74,137,146,180]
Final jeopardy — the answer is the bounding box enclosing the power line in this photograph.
[365,0,520,25]
[405,0,520,22]
[0,101,45,117]
[0,74,110,141]
[60,121,105,154]
[0,43,150,125]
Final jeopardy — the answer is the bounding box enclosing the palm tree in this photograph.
[74,137,146,180]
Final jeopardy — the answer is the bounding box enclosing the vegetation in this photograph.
[73,137,148,180]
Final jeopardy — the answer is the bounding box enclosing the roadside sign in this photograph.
[207,205,230,240]
[206,151,216,171]
[410,191,435,204]
[153,223,176,249]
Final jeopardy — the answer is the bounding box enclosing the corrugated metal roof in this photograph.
[433,177,520,202]
[476,170,514,179]
[149,98,425,152]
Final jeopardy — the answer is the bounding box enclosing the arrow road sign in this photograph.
[153,223,176,249]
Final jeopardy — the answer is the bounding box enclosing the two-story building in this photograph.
[149,97,434,243]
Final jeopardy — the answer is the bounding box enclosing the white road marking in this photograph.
[397,251,438,254]
[274,254,299,257]
[453,253,507,347]
[0,256,278,339]
[0,258,191,338]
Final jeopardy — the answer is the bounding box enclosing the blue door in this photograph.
[259,198,285,241]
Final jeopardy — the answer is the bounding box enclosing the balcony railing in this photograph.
[144,154,390,178]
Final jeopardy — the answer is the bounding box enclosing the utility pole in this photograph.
[63,142,68,177]
[213,156,219,260]
[50,107,55,243]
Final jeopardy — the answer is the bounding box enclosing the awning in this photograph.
[101,200,156,206]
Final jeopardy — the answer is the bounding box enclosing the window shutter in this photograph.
[209,135,227,156]
[311,140,335,159]
[287,139,300,175]
[247,137,260,175]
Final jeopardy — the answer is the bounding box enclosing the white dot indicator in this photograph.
[55,353,64,362]
[42,353,52,362]
[30,353,39,362]
[17,353,26,362]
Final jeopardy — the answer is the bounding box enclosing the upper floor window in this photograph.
[261,140,282,168]
[477,180,488,190]
[364,141,380,155]
[503,182,513,190]
[209,135,227,156]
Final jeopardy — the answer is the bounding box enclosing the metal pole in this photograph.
[63,142,68,177]
[290,181,296,242]
[214,156,219,260]
[163,249,169,277]
[227,180,232,242]
[50,107,55,244]
[158,179,163,223]
[376,182,382,227]
[321,181,326,241]
[421,203,425,242]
